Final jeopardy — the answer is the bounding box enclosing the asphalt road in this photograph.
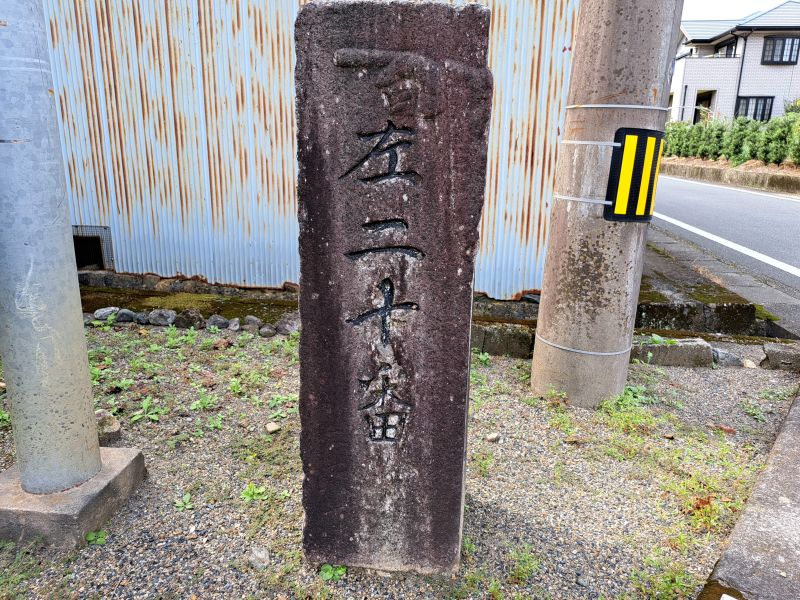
[653,176,800,296]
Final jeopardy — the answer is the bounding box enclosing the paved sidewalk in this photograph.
[648,226,800,339]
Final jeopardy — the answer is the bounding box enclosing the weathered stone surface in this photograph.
[133,311,150,325]
[630,337,714,367]
[148,309,176,326]
[699,398,800,599]
[95,409,121,444]
[207,314,230,329]
[259,324,277,338]
[275,311,301,336]
[0,447,145,548]
[243,315,263,330]
[480,323,534,358]
[227,317,241,332]
[174,308,206,330]
[761,342,800,372]
[93,306,119,321]
[712,347,744,368]
[247,546,271,571]
[115,308,136,323]
[296,1,492,575]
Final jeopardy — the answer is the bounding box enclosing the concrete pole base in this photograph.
[0,447,145,548]
[531,342,630,409]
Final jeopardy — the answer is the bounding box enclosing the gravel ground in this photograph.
[0,325,798,599]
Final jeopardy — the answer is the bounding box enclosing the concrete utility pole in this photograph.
[530,0,684,408]
[0,0,143,547]
[0,0,102,493]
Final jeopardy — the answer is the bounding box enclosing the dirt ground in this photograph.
[0,324,798,599]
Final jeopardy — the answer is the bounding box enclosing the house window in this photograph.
[715,40,736,57]
[761,36,800,65]
[735,96,774,121]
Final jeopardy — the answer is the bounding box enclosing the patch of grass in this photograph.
[599,386,657,434]
[754,304,780,322]
[319,564,346,582]
[630,549,700,599]
[547,409,575,435]
[174,492,195,512]
[603,433,646,461]
[759,387,797,403]
[206,414,224,430]
[130,396,167,423]
[641,333,677,346]
[471,348,491,366]
[461,536,477,562]
[507,544,542,585]
[450,569,489,599]
[741,400,766,422]
[190,389,217,411]
[521,395,540,408]
[0,542,43,597]
[473,450,494,477]
[240,482,269,503]
[85,529,108,546]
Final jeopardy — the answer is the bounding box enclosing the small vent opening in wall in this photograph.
[73,236,103,270]
[72,225,115,271]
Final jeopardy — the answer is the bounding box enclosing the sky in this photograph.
[681,0,783,20]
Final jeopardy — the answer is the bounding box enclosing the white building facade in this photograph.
[670,1,800,122]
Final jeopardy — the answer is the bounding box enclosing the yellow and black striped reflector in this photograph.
[604,127,665,223]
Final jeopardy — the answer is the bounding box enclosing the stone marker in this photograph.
[699,397,800,599]
[295,1,492,574]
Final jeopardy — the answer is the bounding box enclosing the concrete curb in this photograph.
[662,161,800,196]
[630,337,714,367]
[699,393,800,599]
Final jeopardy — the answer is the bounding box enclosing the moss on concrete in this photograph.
[80,287,296,324]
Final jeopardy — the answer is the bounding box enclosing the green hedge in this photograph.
[664,113,800,166]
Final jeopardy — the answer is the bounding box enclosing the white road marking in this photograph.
[660,175,800,204]
[653,212,800,279]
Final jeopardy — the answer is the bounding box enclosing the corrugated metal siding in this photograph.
[45,0,578,299]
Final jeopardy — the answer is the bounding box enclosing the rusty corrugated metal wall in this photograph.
[45,0,578,299]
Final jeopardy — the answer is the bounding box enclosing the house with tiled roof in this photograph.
[669,0,800,122]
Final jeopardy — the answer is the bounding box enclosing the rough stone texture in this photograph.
[0,447,145,548]
[93,307,119,321]
[761,342,800,372]
[630,337,714,368]
[148,309,176,327]
[478,323,534,358]
[259,324,277,338]
[174,308,206,330]
[713,347,745,368]
[133,311,150,325]
[115,308,136,323]
[699,397,800,599]
[296,1,492,575]
[243,315,263,330]
[95,409,121,444]
[275,311,301,336]
[207,314,230,329]
[227,318,241,332]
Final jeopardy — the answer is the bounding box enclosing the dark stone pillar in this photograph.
[295,1,492,574]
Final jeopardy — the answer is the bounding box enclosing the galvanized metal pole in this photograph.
[0,0,102,493]
[531,0,684,408]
